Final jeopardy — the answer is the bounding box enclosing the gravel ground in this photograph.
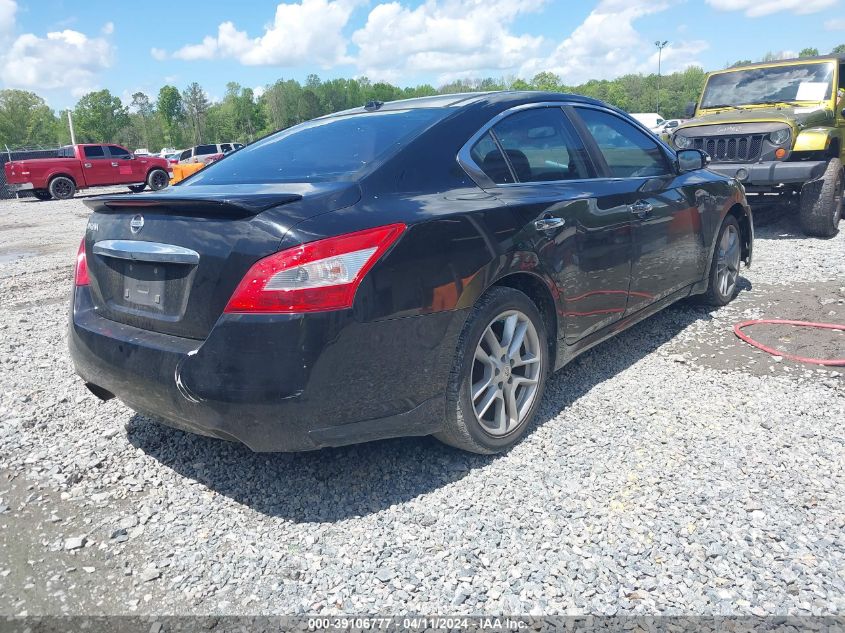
[0,193,843,618]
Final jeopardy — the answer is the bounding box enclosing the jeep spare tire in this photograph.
[799,157,843,238]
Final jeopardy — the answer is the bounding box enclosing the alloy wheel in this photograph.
[716,223,741,298]
[470,310,542,437]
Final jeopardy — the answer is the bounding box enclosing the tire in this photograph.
[147,168,169,191]
[701,215,742,306]
[32,189,52,201]
[48,176,76,200]
[435,286,549,454]
[799,157,843,238]
[128,184,146,193]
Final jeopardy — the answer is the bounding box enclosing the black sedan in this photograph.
[69,92,753,454]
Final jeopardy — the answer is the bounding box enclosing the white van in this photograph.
[629,113,665,132]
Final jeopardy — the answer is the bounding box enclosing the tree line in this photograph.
[2,44,844,152]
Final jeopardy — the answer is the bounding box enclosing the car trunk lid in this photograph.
[81,182,360,339]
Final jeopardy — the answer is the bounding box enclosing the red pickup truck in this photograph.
[4,144,172,200]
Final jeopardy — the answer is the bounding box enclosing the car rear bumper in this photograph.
[6,182,34,192]
[69,287,464,451]
[708,160,827,186]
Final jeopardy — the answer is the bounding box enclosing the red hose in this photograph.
[733,319,845,366]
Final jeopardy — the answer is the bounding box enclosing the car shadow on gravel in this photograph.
[125,292,732,523]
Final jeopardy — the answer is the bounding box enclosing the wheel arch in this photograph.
[490,271,559,370]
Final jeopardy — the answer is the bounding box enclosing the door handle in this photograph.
[534,217,566,232]
[629,200,653,217]
[84,163,92,168]
[111,162,119,167]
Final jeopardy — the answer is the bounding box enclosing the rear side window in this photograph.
[220,143,232,152]
[107,145,132,159]
[576,107,671,178]
[470,133,513,184]
[84,145,106,159]
[195,144,217,155]
[491,108,591,183]
[184,109,448,185]
[180,150,191,161]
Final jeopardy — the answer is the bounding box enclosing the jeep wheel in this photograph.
[799,157,843,238]
[32,189,52,201]
[48,176,76,200]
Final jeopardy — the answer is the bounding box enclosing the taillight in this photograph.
[224,223,406,314]
[75,238,90,286]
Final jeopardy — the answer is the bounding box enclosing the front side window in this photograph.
[491,108,590,183]
[107,145,132,160]
[83,145,106,159]
[220,143,232,152]
[701,62,834,108]
[179,150,191,161]
[184,109,448,185]
[576,108,671,178]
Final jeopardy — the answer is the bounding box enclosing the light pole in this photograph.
[655,40,668,115]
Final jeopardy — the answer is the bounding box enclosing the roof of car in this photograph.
[327,91,606,117]
[712,53,845,73]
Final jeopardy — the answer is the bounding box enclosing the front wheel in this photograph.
[436,286,549,454]
[701,215,742,306]
[799,157,843,238]
[147,169,169,191]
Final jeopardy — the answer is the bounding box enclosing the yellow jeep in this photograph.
[669,55,845,237]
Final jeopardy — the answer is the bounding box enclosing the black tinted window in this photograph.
[220,143,232,152]
[180,150,191,160]
[83,145,105,158]
[107,145,132,159]
[492,108,590,182]
[184,109,447,185]
[470,132,513,184]
[195,144,217,155]
[576,108,671,178]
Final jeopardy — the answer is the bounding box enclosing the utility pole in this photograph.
[655,40,669,115]
[66,109,76,145]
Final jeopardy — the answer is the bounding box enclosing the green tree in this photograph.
[728,59,753,68]
[799,47,819,58]
[831,44,845,54]
[156,85,183,147]
[0,89,58,147]
[182,82,211,145]
[73,89,129,143]
[531,71,560,92]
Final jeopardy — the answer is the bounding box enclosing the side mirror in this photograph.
[677,149,709,172]
[684,101,697,118]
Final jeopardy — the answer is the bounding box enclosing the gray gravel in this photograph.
[0,194,843,617]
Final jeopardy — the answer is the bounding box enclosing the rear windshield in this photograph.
[183,109,447,185]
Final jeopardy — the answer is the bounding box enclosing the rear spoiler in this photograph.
[83,191,303,217]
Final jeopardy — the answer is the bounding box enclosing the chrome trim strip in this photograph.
[92,240,200,265]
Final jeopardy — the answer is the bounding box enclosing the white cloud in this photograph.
[0,28,114,96]
[351,0,545,82]
[170,0,358,67]
[705,0,835,17]
[0,0,16,39]
[150,47,167,61]
[520,0,706,84]
[825,18,845,30]
[0,0,113,96]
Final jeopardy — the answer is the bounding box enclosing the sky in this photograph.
[1,0,845,110]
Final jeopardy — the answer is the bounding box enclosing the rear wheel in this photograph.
[32,189,52,201]
[128,184,146,193]
[147,169,169,191]
[436,286,548,454]
[701,215,742,306]
[48,176,75,200]
[799,157,843,238]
